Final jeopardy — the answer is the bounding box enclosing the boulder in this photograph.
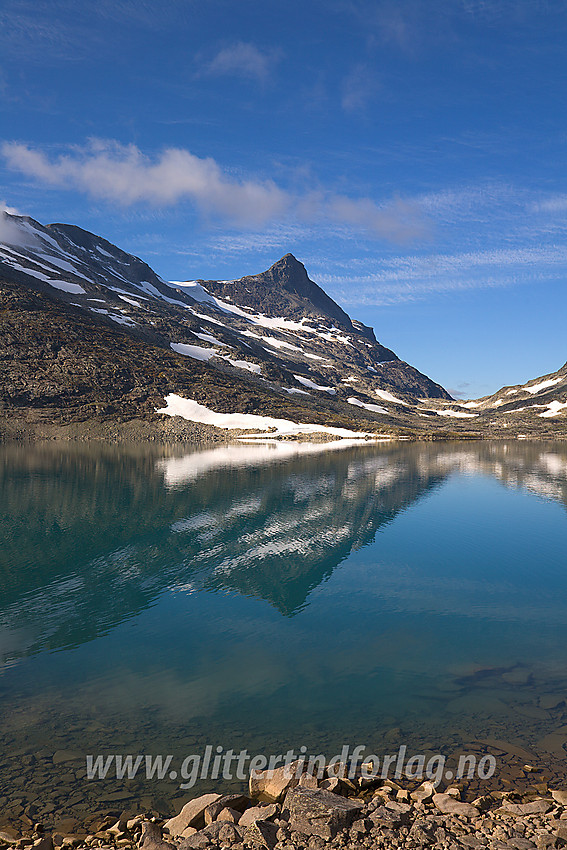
[204,795,250,824]
[319,777,342,794]
[165,794,222,835]
[410,781,435,803]
[217,823,242,847]
[32,839,53,850]
[217,808,241,824]
[284,786,364,840]
[177,834,210,850]
[501,799,552,816]
[239,805,278,829]
[243,820,279,849]
[551,790,567,806]
[433,794,480,818]
[369,806,403,828]
[178,821,233,849]
[385,800,411,814]
[298,773,319,790]
[325,761,349,780]
[138,822,176,850]
[249,759,305,803]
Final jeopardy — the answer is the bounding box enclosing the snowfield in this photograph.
[156,394,382,439]
[48,280,87,295]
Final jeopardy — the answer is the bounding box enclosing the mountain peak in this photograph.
[274,252,302,265]
[265,253,309,283]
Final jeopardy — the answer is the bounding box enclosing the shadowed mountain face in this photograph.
[1,440,566,667]
[0,213,456,441]
[2,211,566,436]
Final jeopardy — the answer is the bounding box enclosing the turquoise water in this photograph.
[1,440,567,823]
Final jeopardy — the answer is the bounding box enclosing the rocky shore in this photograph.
[0,413,236,444]
[4,762,567,850]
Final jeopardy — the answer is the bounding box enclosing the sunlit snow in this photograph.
[156,394,381,439]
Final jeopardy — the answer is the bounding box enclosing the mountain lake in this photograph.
[1,439,567,823]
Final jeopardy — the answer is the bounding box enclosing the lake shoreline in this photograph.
[2,413,566,444]
[3,767,567,850]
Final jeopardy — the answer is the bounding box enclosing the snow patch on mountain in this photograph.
[156,394,380,438]
[347,397,388,414]
[194,331,227,346]
[539,400,567,418]
[420,407,479,418]
[293,375,336,394]
[171,343,217,361]
[224,358,261,374]
[48,280,87,295]
[375,389,408,406]
[117,294,143,308]
[525,377,562,394]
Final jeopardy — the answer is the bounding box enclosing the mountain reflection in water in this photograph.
[1,441,566,662]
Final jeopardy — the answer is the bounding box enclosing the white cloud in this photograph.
[1,139,429,243]
[0,201,28,245]
[2,140,289,227]
[201,42,280,83]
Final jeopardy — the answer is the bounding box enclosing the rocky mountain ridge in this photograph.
[0,211,566,439]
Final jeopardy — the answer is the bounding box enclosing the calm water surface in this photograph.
[1,440,567,822]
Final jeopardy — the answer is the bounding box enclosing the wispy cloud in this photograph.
[531,194,567,214]
[1,139,429,243]
[315,245,567,305]
[0,0,198,61]
[447,381,474,400]
[326,195,429,242]
[340,63,380,112]
[199,42,281,84]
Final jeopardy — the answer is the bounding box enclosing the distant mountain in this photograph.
[0,211,566,439]
[461,363,567,419]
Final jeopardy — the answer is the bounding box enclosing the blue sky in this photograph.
[1,0,567,397]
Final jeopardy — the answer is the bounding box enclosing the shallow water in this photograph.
[1,440,567,824]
